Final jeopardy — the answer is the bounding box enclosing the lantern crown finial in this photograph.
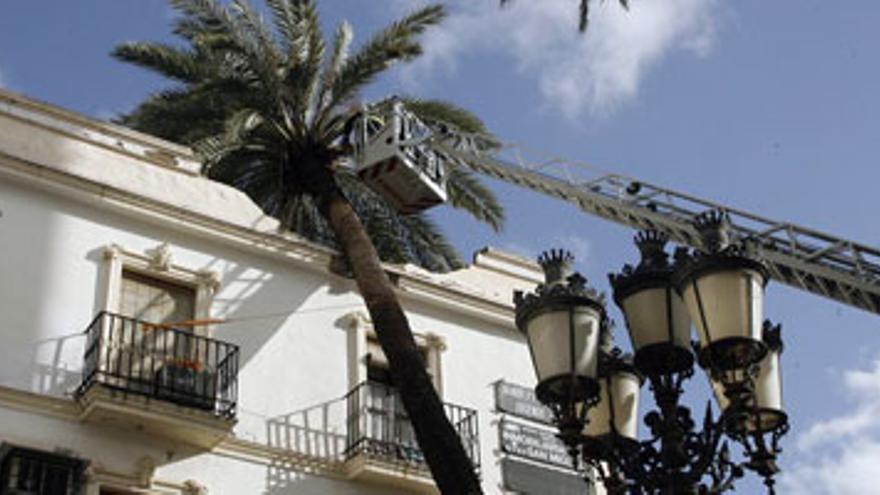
[538,249,575,285]
[634,230,669,269]
[694,210,733,252]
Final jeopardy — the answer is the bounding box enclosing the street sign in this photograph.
[501,458,592,495]
[494,380,554,425]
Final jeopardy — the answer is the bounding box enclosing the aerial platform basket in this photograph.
[352,101,450,215]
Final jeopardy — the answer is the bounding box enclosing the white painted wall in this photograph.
[0,90,558,494]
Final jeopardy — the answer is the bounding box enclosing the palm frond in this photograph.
[336,174,462,271]
[222,108,266,144]
[192,135,236,169]
[579,0,589,32]
[300,1,325,126]
[399,214,463,271]
[168,0,238,39]
[112,43,205,83]
[120,79,265,143]
[445,168,505,232]
[401,97,490,136]
[169,0,283,97]
[267,0,324,135]
[264,0,310,66]
[500,0,629,32]
[328,4,445,110]
[316,21,353,118]
[231,0,284,70]
[118,88,224,142]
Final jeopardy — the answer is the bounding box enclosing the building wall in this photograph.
[0,89,562,494]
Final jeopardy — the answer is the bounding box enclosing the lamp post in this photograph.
[514,212,788,495]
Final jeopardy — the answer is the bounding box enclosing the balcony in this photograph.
[342,381,480,492]
[75,312,239,448]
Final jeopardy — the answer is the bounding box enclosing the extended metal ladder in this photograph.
[363,103,880,314]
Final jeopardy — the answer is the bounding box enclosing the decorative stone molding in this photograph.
[146,242,172,271]
[82,462,99,484]
[197,269,222,293]
[342,311,371,331]
[183,479,209,495]
[102,244,122,261]
[134,455,156,487]
[424,332,447,352]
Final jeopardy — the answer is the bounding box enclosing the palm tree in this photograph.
[500,0,630,32]
[113,1,498,492]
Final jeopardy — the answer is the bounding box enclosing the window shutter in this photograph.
[120,270,195,325]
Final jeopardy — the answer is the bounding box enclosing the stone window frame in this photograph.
[100,243,220,337]
[344,311,445,396]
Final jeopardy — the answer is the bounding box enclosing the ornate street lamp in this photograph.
[708,321,786,434]
[709,320,788,493]
[584,347,642,444]
[609,230,693,376]
[514,249,607,453]
[674,211,769,380]
[582,344,643,493]
[514,211,789,495]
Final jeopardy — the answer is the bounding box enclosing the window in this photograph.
[345,312,444,393]
[343,312,446,464]
[0,445,86,495]
[100,243,218,335]
[111,270,200,398]
[363,335,424,462]
[119,270,196,326]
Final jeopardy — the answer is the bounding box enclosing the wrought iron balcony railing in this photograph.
[77,311,239,418]
[343,381,481,473]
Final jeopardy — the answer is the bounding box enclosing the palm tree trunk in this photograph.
[322,191,483,494]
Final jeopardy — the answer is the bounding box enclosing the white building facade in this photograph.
[0,89,596,495]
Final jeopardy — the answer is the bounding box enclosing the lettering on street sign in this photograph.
[494,381,554,425]
[499,419,575,470]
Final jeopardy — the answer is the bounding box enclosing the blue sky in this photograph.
[3,1,880,492]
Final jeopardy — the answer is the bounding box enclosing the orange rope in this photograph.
[141,318,226,331]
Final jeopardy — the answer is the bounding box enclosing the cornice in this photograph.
[0,89,199,174]
[0,150,337,276]
[390,268,518,328]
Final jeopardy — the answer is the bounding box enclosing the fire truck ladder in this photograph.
[426,124,880,315]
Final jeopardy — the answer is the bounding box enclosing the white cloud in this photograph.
[391,0,719,117]
[780,355,880,494]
